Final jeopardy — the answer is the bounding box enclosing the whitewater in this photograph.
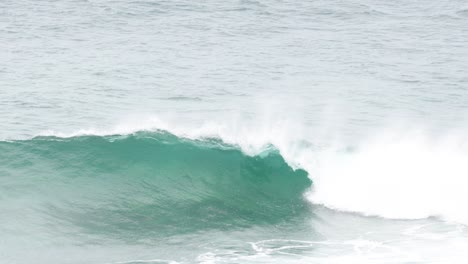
[1,0,468,263]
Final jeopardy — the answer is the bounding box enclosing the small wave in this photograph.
[456,9,468,17]
[110,259,179,264]
[163,96,204,102]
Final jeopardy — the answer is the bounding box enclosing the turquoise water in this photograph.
[1,0,468,263]
[1,132,310,236]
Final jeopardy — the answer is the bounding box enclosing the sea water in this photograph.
[1,0,468,263]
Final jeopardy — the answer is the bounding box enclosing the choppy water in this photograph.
[1,0,468,263]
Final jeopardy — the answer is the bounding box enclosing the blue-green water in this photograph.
[1,0,468,263]
[1,132,311,236]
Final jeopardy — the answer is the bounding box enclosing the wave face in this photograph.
[0,131,311,240]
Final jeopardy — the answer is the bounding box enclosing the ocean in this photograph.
[1,0,468,263]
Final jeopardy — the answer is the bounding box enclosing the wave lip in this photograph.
[0,131,312,239]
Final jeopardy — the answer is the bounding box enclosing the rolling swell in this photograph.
[0,131,311,240]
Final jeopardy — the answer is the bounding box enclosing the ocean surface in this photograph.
[1,0,468,263]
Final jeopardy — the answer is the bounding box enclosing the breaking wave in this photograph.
[0,131,311,239]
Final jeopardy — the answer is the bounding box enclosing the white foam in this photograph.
[307,129,468,224]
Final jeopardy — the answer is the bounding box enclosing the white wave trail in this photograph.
[39,116,468,224]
